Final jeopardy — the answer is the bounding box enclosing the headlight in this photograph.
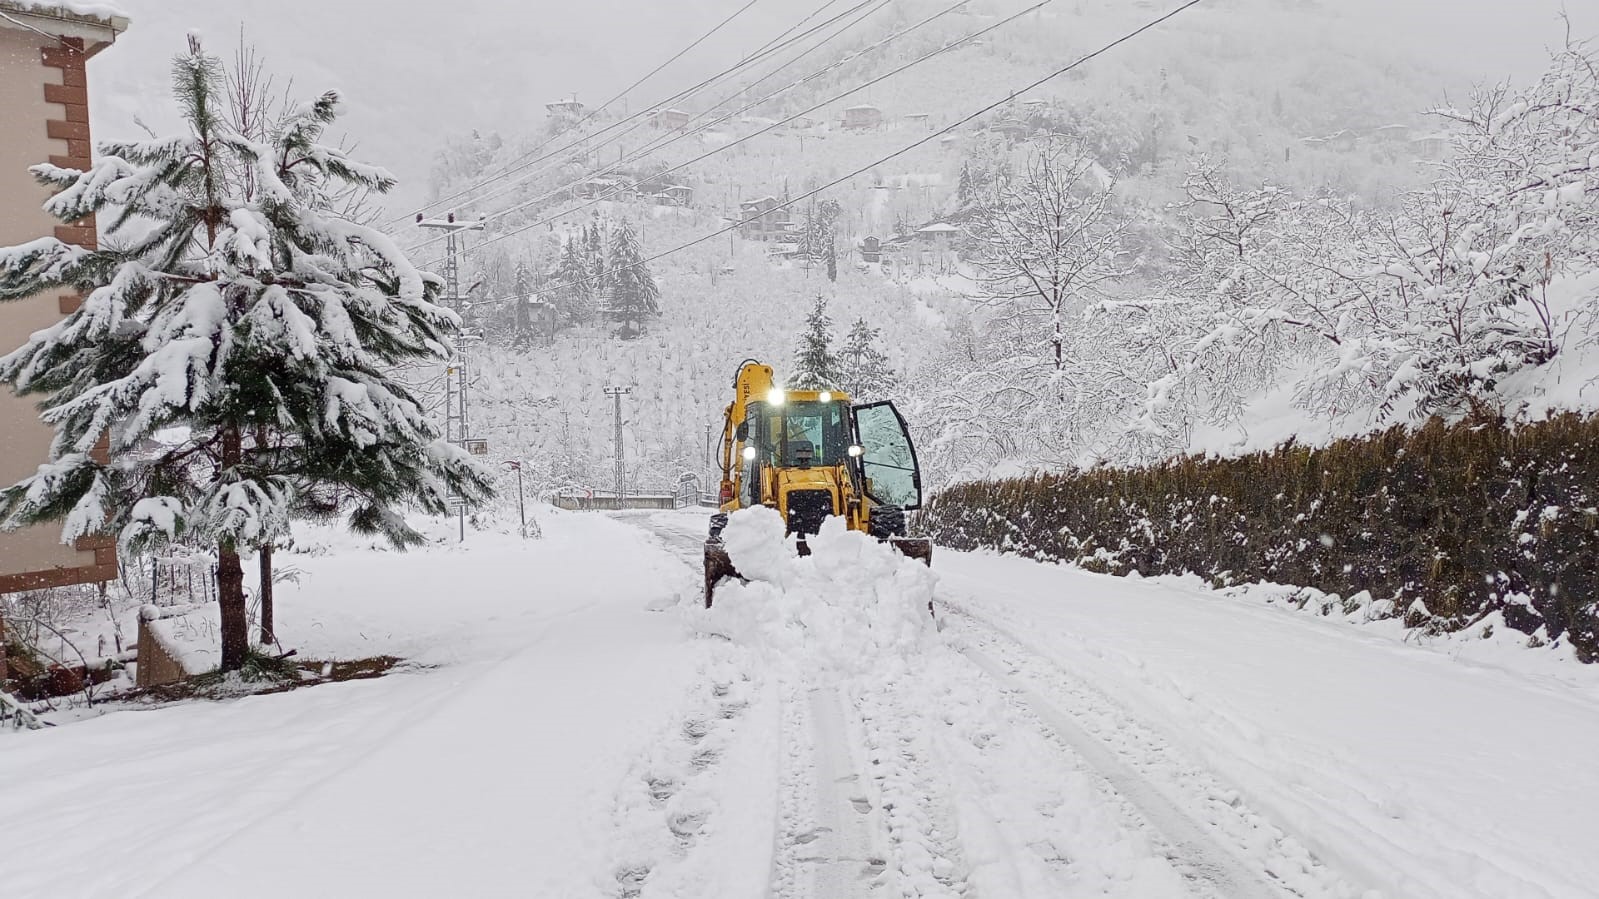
[848,445,864,457]
[819,391,833,403]
[742,446,757,461]
[767,387,784,405]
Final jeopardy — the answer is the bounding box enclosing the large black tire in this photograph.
[867,505,907,539]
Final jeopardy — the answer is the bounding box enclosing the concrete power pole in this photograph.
[603,385,632,508]
[417,213,485,539]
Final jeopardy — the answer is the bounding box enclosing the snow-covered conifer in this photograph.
[838,318,897,401]
[602,220,659,340]
[553,237,593,325]
[790,295,840,390]
[0,38,493,671]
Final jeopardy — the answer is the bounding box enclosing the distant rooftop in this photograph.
[0,0,127,26]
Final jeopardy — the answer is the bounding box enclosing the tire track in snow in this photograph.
[940,604,1367,899]
[626,513,1173,898]
[770,684,892,899]
[851,672,973,899]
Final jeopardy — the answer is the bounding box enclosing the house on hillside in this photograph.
[1411,133,1449,160]
[843,104,883,130]
[991,120,1031,142]
[546,97,585,119]
[0,1,129,608]
[737,195,793,239]
[859,235,882,263]
[1372,123,1411,144]
[575,177,634,201]
[653,184,693,207]
[914,222,962,249]
[520,296,559,346]
[651,108,691,130]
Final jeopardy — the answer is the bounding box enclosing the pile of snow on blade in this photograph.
[702,507,936,678]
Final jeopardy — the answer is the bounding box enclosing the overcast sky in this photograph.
[90,0,1587,214]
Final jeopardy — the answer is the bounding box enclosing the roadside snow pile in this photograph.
[701,507,937,678]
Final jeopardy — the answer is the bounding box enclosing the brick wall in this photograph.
[0,23,117,594]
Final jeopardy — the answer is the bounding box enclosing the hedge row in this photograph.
[922,414,1599,662]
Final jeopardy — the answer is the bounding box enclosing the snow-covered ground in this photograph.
[5,507,1597,899]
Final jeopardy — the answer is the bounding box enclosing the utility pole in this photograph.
[417,212,486,540]
[603,385,632,509]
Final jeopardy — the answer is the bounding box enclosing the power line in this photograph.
[412,0,896,240]
[481,0,1207,294]
[408,0,1014,259]
[739,0,845,64]
[392,0,855,228]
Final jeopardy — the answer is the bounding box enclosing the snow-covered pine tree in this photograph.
[0,38,494,672]
[603,220,660,340]
[838,318,897,401]
[511,259,535,348]
[789,295,840,390]
[585,220,609,303]
[553,237,593,325]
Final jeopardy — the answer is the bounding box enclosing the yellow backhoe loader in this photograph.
[703,360,933,605]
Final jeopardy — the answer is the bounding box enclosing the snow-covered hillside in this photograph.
[70,0,1592,493]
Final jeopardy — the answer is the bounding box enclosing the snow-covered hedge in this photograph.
[924,413,1599,662]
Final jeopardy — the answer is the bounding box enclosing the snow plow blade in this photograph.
[702,535,933,607]
[890,537,934,566]
[704,539,737,608]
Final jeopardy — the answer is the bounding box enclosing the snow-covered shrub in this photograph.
[925,412,1599,662]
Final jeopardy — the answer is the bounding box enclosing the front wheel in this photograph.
[867,505,907,539]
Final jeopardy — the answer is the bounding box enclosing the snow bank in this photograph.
[699,507,937,679]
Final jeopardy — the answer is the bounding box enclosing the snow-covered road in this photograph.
[4,507,1596,899]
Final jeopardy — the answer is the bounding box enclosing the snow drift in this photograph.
[698,507,938,679]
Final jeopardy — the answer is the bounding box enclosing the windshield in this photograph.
[748,400,851,466]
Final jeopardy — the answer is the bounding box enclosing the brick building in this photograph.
[0,2,128,601]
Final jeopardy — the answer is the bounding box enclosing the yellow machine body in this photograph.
[704,360,932,605]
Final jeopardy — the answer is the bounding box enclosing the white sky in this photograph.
[88,0,1588,213]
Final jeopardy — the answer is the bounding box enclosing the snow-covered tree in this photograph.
[969,138,1130,376]
[585,221,609,304]
[509,259,536,348]
[603,220,659,340]
[0,38,494,672]
[838,318,896,401]
[790,295,840,390]
[552,237,594,326]
[800,198,841,266]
